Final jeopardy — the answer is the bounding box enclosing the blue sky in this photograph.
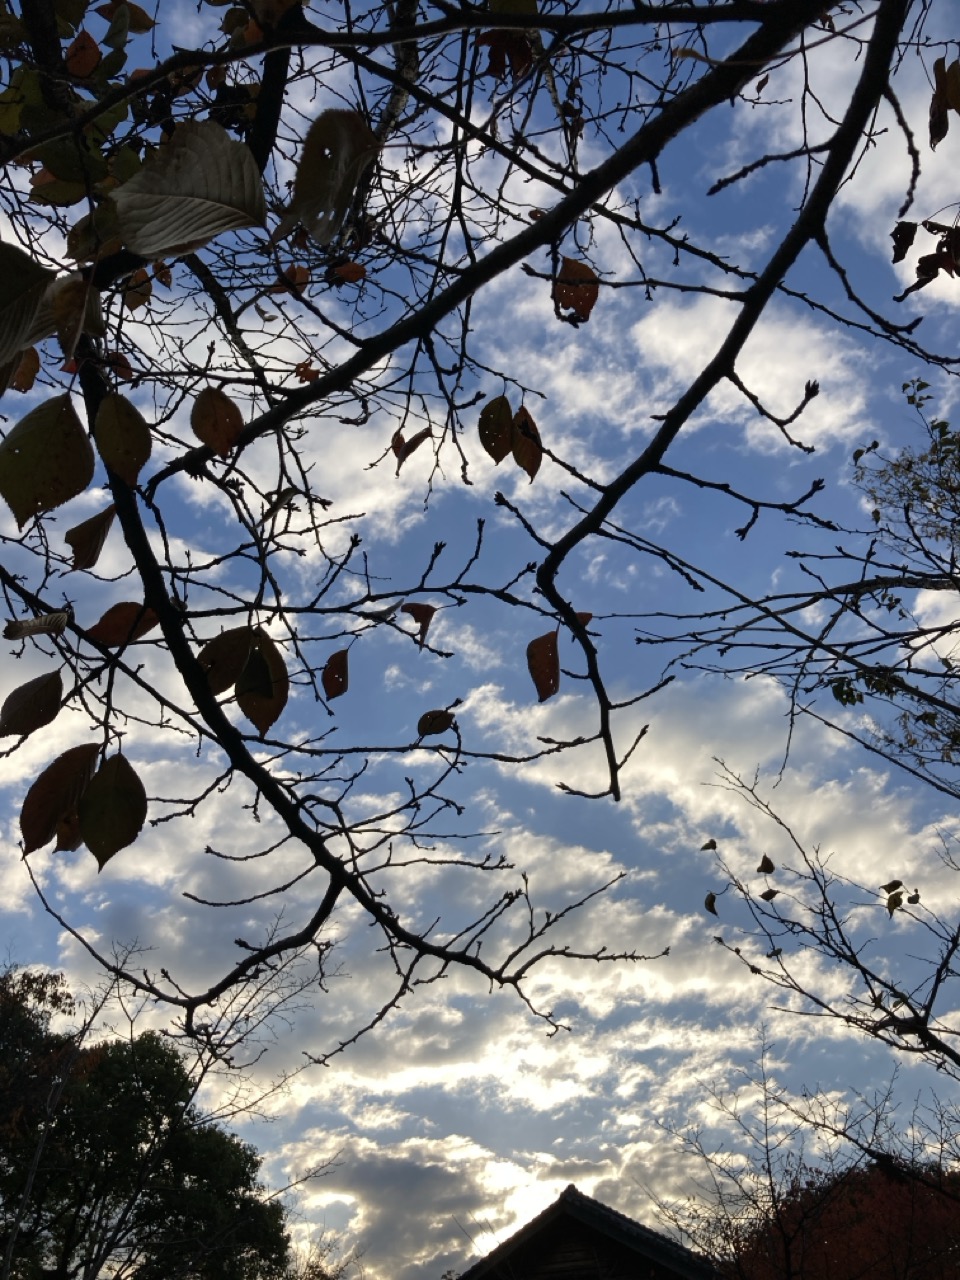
[3,2,960,1277]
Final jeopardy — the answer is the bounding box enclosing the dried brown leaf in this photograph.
[526,630,559,701]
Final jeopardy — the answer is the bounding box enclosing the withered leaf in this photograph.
[757,853,775,874]
[0,670,62,737]
[191,386,244,457]
[890,221,917,263]
[321,648,348,699]
[887,891,903,917]
[418,708,455,736]
[553,256,599,323]
[123,267,152,312]
[700,838,717,851]
[65,29,102,78]
[78,753,148,869]
[21,742,99,854]
[4,611,70,640]
[198,626,253,695]
[758,888,779,902]
[236,628,288,734]
[526,630,559,702]
[395,427,432,474]
[704,891,718,916]
[401,603,436,648]
[880,878,903,893]
[85,601,159,646]
[931,56,950,150]
[10,346,40,393]
[512,405,542,482]
[65,505,116,571]
[479,395,513,464]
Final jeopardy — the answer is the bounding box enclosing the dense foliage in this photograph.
[0,968,290,1280]
[720,1161,960,1280]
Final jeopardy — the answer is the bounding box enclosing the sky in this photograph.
[3,2,960,1278]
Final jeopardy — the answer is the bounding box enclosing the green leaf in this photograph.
[94,392,152,484]
[109,120,266,258]
[0,395,94,528]
[0,242,58,366]
[78,753,148,869]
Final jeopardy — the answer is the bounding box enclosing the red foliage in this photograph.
[729,1162,960,1280]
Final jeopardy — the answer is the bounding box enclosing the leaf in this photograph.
[700,838,717,851]
[29,169,88,208]
[553,257,599,323]
[886,891,903,917]
[4,611,70,639]
[321,648,348,699]
[65,29,102,78]
[0,394,94,528]
[0,241,57,366]
[123,267,152,312]
[331,261,366,283]
[526,630,559,702]
[198,626,253,695]
[21,742,100,854]
[931,57,949,150]
[757,854,775,874]
[395,427,432,474]
[85,601,159,646]
[704,891,718,916]
[280,109,380,246]
[236,629,288,734]
[94,393,151,484]
[512,405,542,481]
[191,386,244,457]
[271,263,308,295]
[78,753,147,869]
[479,395,513,464]
[65,504,116,571]
[95,1,156,33]
[401,602,436,648]
[43,274,105,360]
[65,200,123,263]
[759,888,779,902]
[109,120,266,258]
[891,221,917,263]
[10,346,40,393]
[880,878,903,893]
[0,671,63,737]
[418,708,455,736]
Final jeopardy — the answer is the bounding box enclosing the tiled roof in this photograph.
[458,1183,720,1280]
